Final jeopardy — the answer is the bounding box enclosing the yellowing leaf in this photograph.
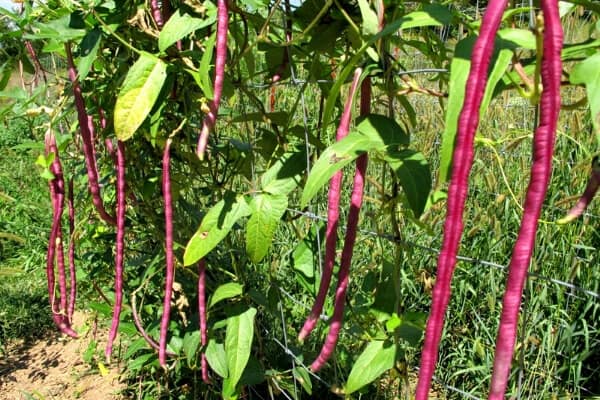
[114,53,167,141]
[97,361,109,377]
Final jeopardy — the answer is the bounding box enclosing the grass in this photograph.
[0,117,54,347]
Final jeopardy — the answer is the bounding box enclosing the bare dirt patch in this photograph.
[0,312,125,400]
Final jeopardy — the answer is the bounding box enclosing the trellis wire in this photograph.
[285,207,599,300]
[243,4,599,398]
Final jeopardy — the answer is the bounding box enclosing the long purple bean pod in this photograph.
[488,2,563,398]
[196,0,229,159]
[310,77,371,372]
[415,1,509,397]
[67,177,77,324]
[198,259,210,382]
[298,68,363,342]
[65,43,116,226]
[159,138,175,367]
[106,140,127,361]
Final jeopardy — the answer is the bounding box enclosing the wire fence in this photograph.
[235,5,600,399]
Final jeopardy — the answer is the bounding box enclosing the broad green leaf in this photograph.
[261,150,307,195]
[385,149,431,218]
[88,301,112,316]
[438,37,513,184]
[291,222,325,293]
[301,114,408,207]
[345,341,396,394]
[114,52,167,141]
[224,308,257,398]
[239,357,265,386]
[118,322,138,336]
[128,353,155,371]
[123,338,147,359]
[396,312,426,346]
[355,114,410,146]
[358,0,378,36]
[497,28,535,50]
[77,28,102,80]
[184,193,251,265]
[246,194,288,263]
[368,260,395,321]
[291,230,319,291]
[206,340,228,378]
[159,9,216,52]
[398,3,452,30]
[570,52,600,145]
[183,331,201,367]
[168,336,184,354]
[562,39,600,61]
[26,14,86,42]
[209,282,244,308]
[300,132,372,207]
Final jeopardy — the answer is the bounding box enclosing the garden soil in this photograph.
[0,311,124,399]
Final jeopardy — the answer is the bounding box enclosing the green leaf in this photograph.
[114,52,168,141]
[245,194,288,263]
[223,308,257,398]
[124,338,148,359]
[183,331,201,367]
[396,312,426,346]
[206,340,228,378]
[357,0,378,36]
[292,237,315,279]
[355,113,410,146]
[159,9,216,53]
[77,28,102,80]
[293,367,313,395]
[184,193,251,266]
[562,39,600,61]
[199,32,216,99]
[570,52,600,145]
[301,114,408,207]
[345,341,396,394]
[184,32,216,98]
[384,149,431,218]
[438,37,513,184]
[497,28,535,50]
[0,62,12,91]
[168,335,184,354]
[128,353,155,371]
[26,14,86,42]
[239,356,265,386]
[398,3,453,30]
[209,282,244,308]
[261,150,307,195]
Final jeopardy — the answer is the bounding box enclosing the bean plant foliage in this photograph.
[1,0,599,398]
